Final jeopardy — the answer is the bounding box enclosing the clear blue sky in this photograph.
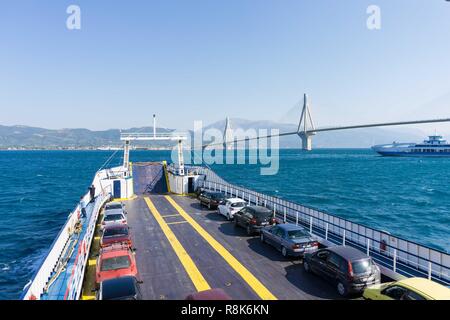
[1,0,450,132]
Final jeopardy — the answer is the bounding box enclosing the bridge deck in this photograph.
[124,194,343,300]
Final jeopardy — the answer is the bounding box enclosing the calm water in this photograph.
[0,149,449,299]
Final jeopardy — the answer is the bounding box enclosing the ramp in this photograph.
[132,162,168,194]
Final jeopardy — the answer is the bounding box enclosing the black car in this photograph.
[198,191,225,209]
[303,246,381,297]
[97,276,143,300]
[233,206,276,235]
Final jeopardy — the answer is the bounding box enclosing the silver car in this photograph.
[101,209,127,229]
[260,223,319,257]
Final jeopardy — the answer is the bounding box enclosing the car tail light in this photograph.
[250,218,257,225]
[347,261,354,279]
[292,244,300,249]
[270,218,276,224]
[102,221,105,225]
[311,241,319,247]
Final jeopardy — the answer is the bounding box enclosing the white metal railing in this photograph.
[21,168,114,300]
[199,167,450,286]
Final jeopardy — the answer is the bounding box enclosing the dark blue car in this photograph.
[260,223,319,257]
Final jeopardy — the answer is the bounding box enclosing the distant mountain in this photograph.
[0,119,430,149]
[0,125,173,148]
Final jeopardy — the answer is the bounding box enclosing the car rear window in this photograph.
[104,214,124,222]
[352,259,372,274]
[102,278,136,300]
[287,229,310,239]
[231,202,245,208]
[254,212,272,220]
[106,203,122,210]
[101,256,131,271]
[104,227,128,237]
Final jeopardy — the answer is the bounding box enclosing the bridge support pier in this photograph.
[298,133,314,151]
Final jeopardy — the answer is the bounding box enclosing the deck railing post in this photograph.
[208,181,211,189]
[325,223,329,240]
[248,194,251,205]
[342,230,346,246]
[264,199,267,207]
[296,212,299,226]
[393,249,397,272]
[367,239,370,256]
[284,208,286,223]
[428,262,432,280]
[309,217,313,234]
[225,186,227,196]
[214,183,217,191]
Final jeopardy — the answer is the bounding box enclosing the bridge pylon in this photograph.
[297,94,316,151]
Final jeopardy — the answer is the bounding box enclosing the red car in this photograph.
[100,223,132,248]
[96,243,138,286]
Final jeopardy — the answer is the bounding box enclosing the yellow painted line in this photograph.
[161,214,181,218]
[167,220,188,225]
[144,197,210,292]
[94,236,100,240]
[112,195,137,202]
[165,195,277,300]
[88,259,97,267]
[81,295,95,300]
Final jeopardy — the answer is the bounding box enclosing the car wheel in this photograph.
[337,281,348,297]
[303,261,311,273]
[281,246,288,257]
[246,225,252,236]
[260,233,265,243]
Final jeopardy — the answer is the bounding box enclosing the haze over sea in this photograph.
[0,149,449,299]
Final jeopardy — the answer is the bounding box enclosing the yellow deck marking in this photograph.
[144,197,210,292]
[88,259,97,267]
[161,214,181,218]
[165,195,277,300]
[167,220,188,225]
[81,295,95,300]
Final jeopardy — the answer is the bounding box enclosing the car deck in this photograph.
[84,194,344,300]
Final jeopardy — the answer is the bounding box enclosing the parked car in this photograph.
[185,288,232,300]
[198,191,226,209]
[101,209,127,229]
[195,187,205,198]
[217,198,247,220]
[363,277,450,300]
[260,223,319,257]
[105,202,125,212]
[96,243,138,286]
[303,246,381,297]
[100,223,132,248]
[233,206,276,235]
[97,276,143,300]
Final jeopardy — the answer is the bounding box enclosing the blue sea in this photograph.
[0,149,449,299]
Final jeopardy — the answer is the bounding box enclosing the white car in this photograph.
[217,198,247,220]
[101,209,127,229]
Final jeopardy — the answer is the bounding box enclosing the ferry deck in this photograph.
[81,193,343,300]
